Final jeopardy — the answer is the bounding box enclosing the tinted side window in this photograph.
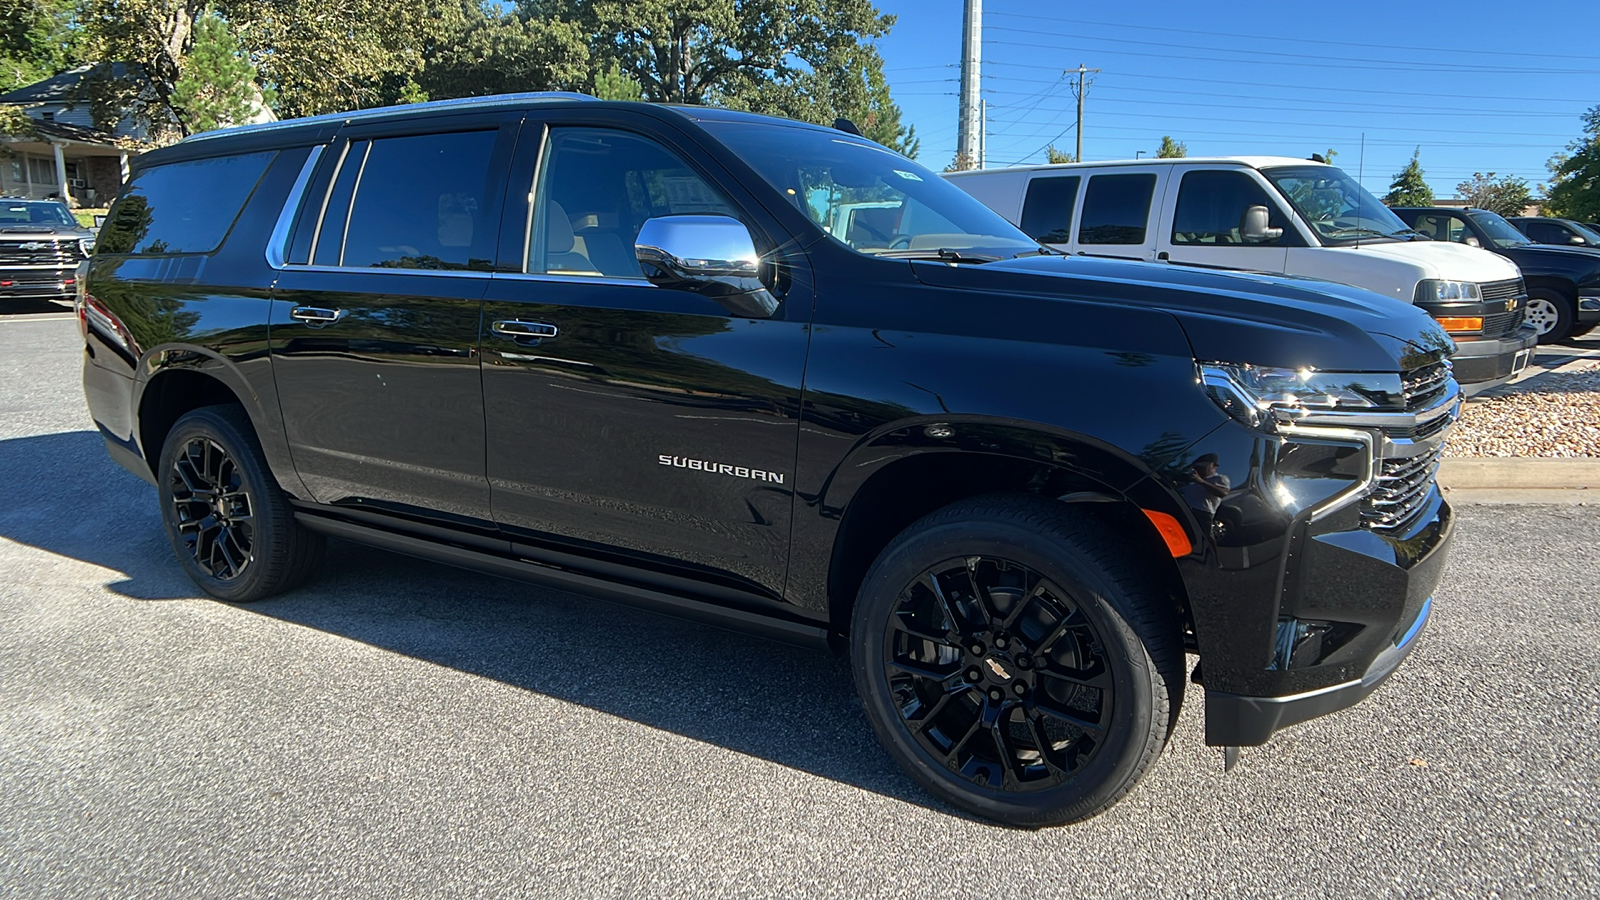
[1079,173,1155,245]
[1171,170,1286,245]
[1019,176,1079,243]
[332,130,500,270]
[1409,213,1448,240]
[312,141,368,267]
[1444,217,1475,244]
[98,151,274,254]
[1526,221,1565,244]
[528,128,738,277]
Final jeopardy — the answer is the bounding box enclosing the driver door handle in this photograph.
[492,320,559,340]
[289,306,345,326]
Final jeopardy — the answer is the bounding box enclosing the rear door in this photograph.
[1157,166,1295,274]
[269,112,517,524]
[1072,166,1172,261]
[477,112,813,599]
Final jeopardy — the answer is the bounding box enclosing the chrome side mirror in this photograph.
[1240,205,1283,244]
[1463,235,1481,248]
[635,215,779,318]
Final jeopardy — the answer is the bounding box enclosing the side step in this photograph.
[294,512,833,652]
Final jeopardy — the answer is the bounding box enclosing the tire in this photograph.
[1525,288,1576,343]
[1570,322,1596,339]
[850,494,1184,827]
[157,405,324,602]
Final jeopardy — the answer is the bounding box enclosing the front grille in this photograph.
[1401,360,1451,408]
[0,239,77,267]
[1479,278,1524,303]
[1480,307,1526,338]
[1477,278,1528,338]
[1361,444,1444,533]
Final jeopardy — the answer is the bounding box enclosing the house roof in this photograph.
[30,117,121,147]
[0,63,138,105]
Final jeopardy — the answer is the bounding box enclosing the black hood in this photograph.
[1494,243,1600,284]
[913,255,1452,373]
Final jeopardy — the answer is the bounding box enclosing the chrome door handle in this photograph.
[290,306,345,326]
[492,320,559,340]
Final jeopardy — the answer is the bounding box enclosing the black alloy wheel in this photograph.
[883,556,1112,792]
[169,436,255,581]
[158,405,324,602]
[852,494,1183,827]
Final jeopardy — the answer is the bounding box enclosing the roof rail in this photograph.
[183,91,602,143]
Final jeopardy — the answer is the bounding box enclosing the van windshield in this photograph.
[1262,165,1411,245]
[702,120,1042,261]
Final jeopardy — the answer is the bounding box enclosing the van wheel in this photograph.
[158,405,324,602]
[1525,288,1575,343]
[850,494,1183,827]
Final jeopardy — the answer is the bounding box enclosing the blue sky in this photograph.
[874,1,1599,198]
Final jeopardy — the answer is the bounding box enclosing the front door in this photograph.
[479,119,811,597]
[1157,168,1294,274]
[270,119,516,524]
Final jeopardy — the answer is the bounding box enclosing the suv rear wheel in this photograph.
[1525,288,1576,343]
[158,405,324,602]
[850,494,1183,826]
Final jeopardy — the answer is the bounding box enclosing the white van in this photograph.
[946,157,1536,393]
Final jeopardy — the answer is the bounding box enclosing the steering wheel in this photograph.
[889,234,913,250]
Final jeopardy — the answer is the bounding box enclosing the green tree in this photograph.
[525,0,917,156]
[1045,145,1074,164]
[1544,105,1600,222]
[169,11,267,133]
[592,60,641,101]
[0,0,84,91]
[1156,135,1185,158]
[1456,172,1533,216]
[417,3,588,101]
[1383,147,1435,207]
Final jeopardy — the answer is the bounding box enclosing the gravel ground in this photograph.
[1447,361,1600,458]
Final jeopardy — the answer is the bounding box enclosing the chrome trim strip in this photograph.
[1289,379,1462,430]
[306,141,351,266]
[265,145,324,270]
[1272,424,1377,523]
[521,123,548,274]
[494,271,655,289]
[271,263,493,280]
[338,142,373,268]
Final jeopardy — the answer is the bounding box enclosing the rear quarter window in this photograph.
[97,151,275,255]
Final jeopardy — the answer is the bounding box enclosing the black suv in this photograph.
[80,94,1457,826]
[1394,207,1600,342]
[1507,216,1600,250]
[0,197,93,302]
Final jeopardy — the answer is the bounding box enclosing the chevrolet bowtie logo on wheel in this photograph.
[985,658,1012,680]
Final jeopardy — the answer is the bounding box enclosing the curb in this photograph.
[1438,458,1600,490]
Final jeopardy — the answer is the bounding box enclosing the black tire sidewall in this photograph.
[157,406,287,603]
[851,513,1165,826]
[1527,288,1575,343]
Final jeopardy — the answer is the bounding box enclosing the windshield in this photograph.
[0,200,77,228]
[1262,165,1410,245]
[1570,221,1600,244]
[702,121,1041,260]
[1467,210,1534,249]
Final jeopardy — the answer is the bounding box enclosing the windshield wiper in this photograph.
[873,248,1001,264]
[1389,228,1430,240]
[1324,227,1391,239]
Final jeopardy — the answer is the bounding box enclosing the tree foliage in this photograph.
[1544,105,1600,222]
[1383,147,1434,207]
[169,11,265,133]
[1156,135,1185,158]
[591,61,642,101]
[417,3,588,101]
[1045,145,1074,164]
[1456,172,1533,217]
[0,0,83,90]
[524,0,916,156]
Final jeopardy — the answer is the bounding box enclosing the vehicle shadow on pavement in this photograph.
[0,430,938,812]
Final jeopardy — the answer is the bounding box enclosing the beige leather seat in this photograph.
[542,200,601,275]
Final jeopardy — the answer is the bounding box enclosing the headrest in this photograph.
[545,200,575,253]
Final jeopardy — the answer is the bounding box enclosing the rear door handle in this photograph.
[290,306,345,326]
[492,319,559,340]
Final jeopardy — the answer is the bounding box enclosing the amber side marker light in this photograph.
[1435,316,1484,334]
[1141,509,1193,557]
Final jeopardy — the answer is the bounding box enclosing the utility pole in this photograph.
[1067,62,1099,163]
[957,0,981,169]
[979,99,987,169]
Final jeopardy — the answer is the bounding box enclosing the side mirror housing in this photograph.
[635,215,779,318]
[1571,234,1587,245]
[1240,205,1283,244]
[1463,235,1481,248]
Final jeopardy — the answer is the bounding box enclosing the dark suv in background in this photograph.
[1394,207,1600,342]
[0,197,93,303]
[79,93,1457,826]
[1508,216,1600,250]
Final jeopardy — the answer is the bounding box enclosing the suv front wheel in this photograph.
[1525,288,1576,343]
[850,494,1184,826]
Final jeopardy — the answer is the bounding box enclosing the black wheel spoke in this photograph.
[1031,607,1087,656]
[1039,666,1113,691]
[891,612,958,648]
[168,436,254,584]
[919,571,972,638]
[1036,701,1107,735]
[999,580,1046,631]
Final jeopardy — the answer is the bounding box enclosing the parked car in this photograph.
[946,158,1536,394]
[0,197,94,302]
[79,94,1457,827]
[1392,207,1600,342]
[1507,216,1600,249]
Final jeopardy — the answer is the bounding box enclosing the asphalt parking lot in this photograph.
[2,307,1597,898]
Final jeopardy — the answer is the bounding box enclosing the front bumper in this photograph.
[0,269,76,300]
[1450,326,1537,394]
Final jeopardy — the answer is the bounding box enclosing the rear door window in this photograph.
[98,151,275,254]
[1019,176,1080,243]
[1078,173,1156,245]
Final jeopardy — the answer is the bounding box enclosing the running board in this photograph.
[294,512,832,652]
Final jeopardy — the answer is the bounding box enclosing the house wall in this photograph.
[85,155,124,205]
[1,147,127,206]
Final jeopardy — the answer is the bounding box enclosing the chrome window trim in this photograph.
[521,123,549,274]
[305,141,351,266]
[495,271,655,289]
[265,145,325,270]
[338,142,374,268]
[272,263,493,280]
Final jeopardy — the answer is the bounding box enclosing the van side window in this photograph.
[97,151,275,255]
[1171,170,1287,246]
[318,130,499,271]
[1019,176,1080,243]
[527,128,737,277]
[1079,174,1155,245]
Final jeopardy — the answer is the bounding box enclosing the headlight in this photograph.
[1415,279,1481,303]
[79,238,95,257]
[1200,362,1404,428]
